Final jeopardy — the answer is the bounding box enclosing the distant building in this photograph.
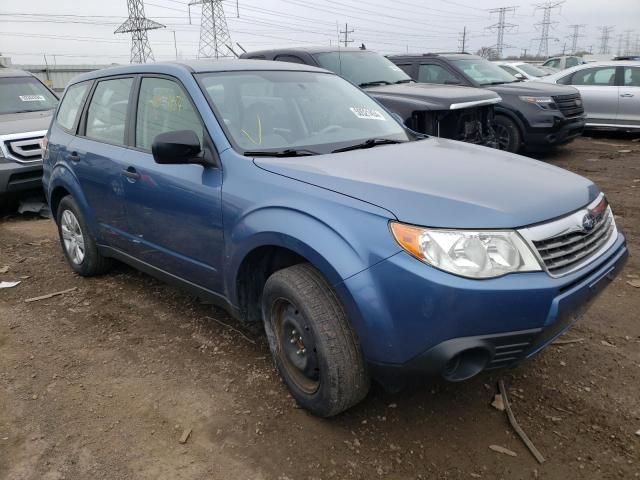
[14,64,117,92]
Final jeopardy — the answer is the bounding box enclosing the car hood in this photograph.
[366,83,501,110]
[254,138,598,229]
[0,110,53,136]
[486,81,579,96]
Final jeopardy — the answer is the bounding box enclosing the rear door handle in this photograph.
[68,151,80,162]
[620,93,634,98]
[121,167,140,181]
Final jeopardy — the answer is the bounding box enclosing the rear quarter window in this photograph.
[56,82,90,132]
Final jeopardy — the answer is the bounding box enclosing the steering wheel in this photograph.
[316,125,343,135]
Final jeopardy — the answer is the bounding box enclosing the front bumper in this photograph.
[0,160,44,195]
[521,112,586,148]
[338,233,627,383]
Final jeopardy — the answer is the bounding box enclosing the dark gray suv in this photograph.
[0,68,58,205]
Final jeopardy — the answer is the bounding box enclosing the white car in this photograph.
[538,61,640,130]
[494,62,551,80]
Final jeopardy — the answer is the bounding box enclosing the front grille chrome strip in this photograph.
[518,193,618,278]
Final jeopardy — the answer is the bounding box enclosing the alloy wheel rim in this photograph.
[61,210,85,265]
[495,124,511,150]
[273,299,320,394]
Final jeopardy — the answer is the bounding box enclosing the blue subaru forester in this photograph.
[42,60,628,416]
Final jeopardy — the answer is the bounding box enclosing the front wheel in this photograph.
[494,115,521,153]
[262,264,369,417]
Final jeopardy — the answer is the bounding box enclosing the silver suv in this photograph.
[0,68,58,205]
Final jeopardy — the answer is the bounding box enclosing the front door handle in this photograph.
[620,93,634,98]
[121,167,140,181]
[68,151,80,162]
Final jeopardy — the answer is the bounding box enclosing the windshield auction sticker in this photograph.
[349,107,386,121]
[19,95,47,102]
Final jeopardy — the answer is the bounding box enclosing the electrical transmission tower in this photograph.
[487,6,517,59]
[567,24,585,54]
[533,1,564,58]
[340,23,354,48]
[115,0,165,64]
[189,0,234,58]
[598,26,614,54]
[623,30,634,56]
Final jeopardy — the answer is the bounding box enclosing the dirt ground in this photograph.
[1,135,639,480]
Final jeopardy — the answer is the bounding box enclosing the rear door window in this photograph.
[623,67,640,87]
[85,77,134,146]
[135,77,204,151]
[566,57,581,68]
[274,55,306,64]
[569,67,616,86]
[544,58,560,69]
[56,82,90,132]
[418,64,459,84]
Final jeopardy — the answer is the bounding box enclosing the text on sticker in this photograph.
[350,107,386,121]
[19,95,47,102]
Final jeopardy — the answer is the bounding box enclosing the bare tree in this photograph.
[476,46,498,59]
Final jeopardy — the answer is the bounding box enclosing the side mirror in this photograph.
[514,73,526,80]
[151,130,203,165]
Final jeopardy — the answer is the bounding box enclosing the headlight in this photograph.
[390,222,541,279]
[518,96,557,110]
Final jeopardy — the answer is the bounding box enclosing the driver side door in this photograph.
[122,75,225,294]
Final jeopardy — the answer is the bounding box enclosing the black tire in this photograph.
[262,263,369,417]
[494,115,522,153]
[56,195,112,276]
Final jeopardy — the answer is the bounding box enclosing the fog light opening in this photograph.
[441,348,490,382]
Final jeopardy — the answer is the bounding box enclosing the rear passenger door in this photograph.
[122,75,224,293]
[561,66,619,125]
[70,76,135,250]
[618,66,640,126]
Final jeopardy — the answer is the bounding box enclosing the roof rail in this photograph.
[422,52,471,56]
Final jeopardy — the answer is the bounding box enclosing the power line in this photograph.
[567,24,585,55]
[115,0,165,63]
[598,26,614,54]
[487,6,517,59]
[533,0,564,58]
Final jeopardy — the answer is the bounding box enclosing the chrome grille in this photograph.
[5,136,44,163]
[519,195,617,277]
[552,93,585,118]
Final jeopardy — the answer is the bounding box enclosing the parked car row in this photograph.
[37,57,628,417]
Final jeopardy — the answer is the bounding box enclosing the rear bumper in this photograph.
[0,161,44,194]
[338,233,628,385]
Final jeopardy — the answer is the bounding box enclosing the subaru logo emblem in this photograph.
[575,99,582,107]
[582,213,596,232]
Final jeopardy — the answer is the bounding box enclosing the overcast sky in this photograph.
[1,0,638,65]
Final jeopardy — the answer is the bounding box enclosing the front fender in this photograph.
[225,202,401,302]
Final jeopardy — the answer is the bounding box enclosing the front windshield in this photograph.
[313,51,411,87]
[452,59,518,85]
[197,70,412,154]
[516,63,549,77]
[0,76,58,114]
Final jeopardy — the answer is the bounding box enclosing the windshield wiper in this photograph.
[332,138,404,153]
[359,80,392,88]
[244,148,319,157]
[394,79,413,84]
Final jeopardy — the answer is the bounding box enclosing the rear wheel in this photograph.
[56,196,112,276]
[494,115,521,153]
[262,263,369,417]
